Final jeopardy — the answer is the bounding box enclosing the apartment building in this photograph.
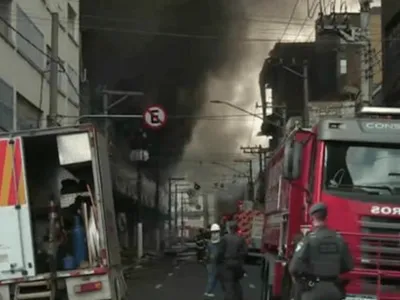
[0,0,80,131]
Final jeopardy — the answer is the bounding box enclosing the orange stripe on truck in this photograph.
[11,139,24,206]
[0,141,13,206]
[0,139,26,206]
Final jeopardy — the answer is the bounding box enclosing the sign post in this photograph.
[143,105,167,129]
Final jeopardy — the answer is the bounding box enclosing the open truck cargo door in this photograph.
[93,131,121,267]
[0,137,36,280]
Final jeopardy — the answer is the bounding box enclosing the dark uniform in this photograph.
[216,222,248,300]
[289,203,354,300]
[195,229,206,262]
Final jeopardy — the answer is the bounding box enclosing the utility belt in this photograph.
[297,276,339,292]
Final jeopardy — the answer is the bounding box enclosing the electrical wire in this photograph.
[278,0,302,42]
[0,8,386,44]
[0,9,82,102]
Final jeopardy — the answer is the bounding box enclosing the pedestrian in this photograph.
[216,221,247,300]
[289,203,354,300]
[195,228,206,262]
[204,223,221,297]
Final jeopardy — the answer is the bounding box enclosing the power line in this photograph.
[278,0,302,42]
[0,10,82,101]
[0,11,386,44]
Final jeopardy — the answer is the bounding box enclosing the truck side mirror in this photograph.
[291,141,302,179]
[283,140,294,179]
[283,140,302,180]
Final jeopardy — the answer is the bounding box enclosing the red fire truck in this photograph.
[261,107,400,300]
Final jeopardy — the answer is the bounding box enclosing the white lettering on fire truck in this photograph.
[370,205,400,215]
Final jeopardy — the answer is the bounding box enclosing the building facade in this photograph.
[381,0,400,105]
[0,0,80,131]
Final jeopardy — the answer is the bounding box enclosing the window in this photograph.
[0,78,13,131]
[58,58,65,92]
[17,93,42,130]
[0,0,11,40]
[16,5,45,70]
[324,141,400,200]
[67,64,79,104]
[340,59,347,74]
[67,4,77,40]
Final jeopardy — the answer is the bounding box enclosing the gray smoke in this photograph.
[81,0,375,214]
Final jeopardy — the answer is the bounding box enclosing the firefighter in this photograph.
[289,203,354,300]
[216,221,247,300]
[204,223,222,297]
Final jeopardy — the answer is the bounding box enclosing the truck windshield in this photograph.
[324,141,400,196]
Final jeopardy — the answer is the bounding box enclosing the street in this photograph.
[127,259,261,300]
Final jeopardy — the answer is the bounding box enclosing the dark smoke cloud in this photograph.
[81,0,250,181]
[81,0,372,212]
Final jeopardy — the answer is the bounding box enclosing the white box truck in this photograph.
[0,125,126,300]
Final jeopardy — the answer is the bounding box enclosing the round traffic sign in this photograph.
[143,105,167,129]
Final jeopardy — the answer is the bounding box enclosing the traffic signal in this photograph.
[194,182,201,190]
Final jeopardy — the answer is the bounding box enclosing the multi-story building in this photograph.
[0,0,80,131]
[259,9,382,148]
[381,0,400,105]
[259,42,338,147]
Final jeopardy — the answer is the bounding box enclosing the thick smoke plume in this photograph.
[81,0,376,213]
[82,0,251,179]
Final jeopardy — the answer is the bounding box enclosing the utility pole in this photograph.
[316,0,373,110]
[303,62,309,126]
[180,192,184,238]
[203,194,209,228]
[277,60,310,127]
[101,89,144,144]
[168,177,185,239]
[234,159,254,201]
[103,93,109,141]
[174,184,178,235]
[154,156,161,252]
[240,145,269,171]
[168,179,172,234]
[48,12,59,127]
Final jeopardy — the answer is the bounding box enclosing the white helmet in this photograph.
[210,223,220,232]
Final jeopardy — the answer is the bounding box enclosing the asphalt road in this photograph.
[126,258,262,300]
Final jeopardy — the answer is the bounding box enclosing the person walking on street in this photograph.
[196,228,207,262]
[216,221,247,300]
[289,203,354,300]
[204,224,222,297]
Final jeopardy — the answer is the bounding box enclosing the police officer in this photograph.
[289,203,354,300]
[216,221,247,300]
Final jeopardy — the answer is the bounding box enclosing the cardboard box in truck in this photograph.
[0,125,126,300]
